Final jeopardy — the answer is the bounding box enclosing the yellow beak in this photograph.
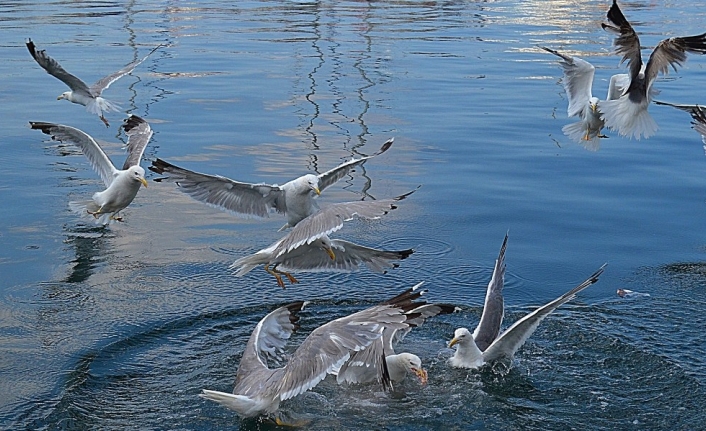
[591,103,598,113]
[448,337,460,348]
[413,368,428,385]
[313,187,321,196]
[325,247,335,260]
[139,177,148,188]
[57,95,62,100]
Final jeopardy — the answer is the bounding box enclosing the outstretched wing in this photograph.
[541,47,595,118]
[482,264,606,363]
[317,138,393,192]
[26,39,92,98]
[472,231,508,352]
[271,188,418,258]
[29,121,118,187]
[148,158,286,218]
[90,44,163,95]
[236,301,306,382]
[276,303,408,401]
[121,115,153,169]
[601,0,643,84]
[644,33,706,86]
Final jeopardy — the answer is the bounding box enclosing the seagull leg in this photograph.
[100,115,110,128]
[272,265,298,285]
[110,213,124,222]
[272,416,311,427]
[264,264,286,289]
[87,207,104,219]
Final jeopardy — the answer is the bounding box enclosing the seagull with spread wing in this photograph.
[200,287,426,422]
[600,0,706,140]
[448,233,606,369]
[540,46,628,150]
[148,138,393,230]
[334,282,457,389]
[231,188,417,288]
[29,115,152,225]
[26,39,161,127]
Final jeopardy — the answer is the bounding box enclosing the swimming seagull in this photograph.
[653,100,706,150]
[200,288,424,422]
[600,0,706,140]
[148,138,393,230]
[334,282,457,389]
[29,115,152,225]
[540,46,629,150]
[26,39,161,127]
[448,233,606,369]
[231,188,417,288]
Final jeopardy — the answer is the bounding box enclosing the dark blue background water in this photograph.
[1,1,705,429]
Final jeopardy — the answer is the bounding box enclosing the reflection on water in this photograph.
[3,0,706,429]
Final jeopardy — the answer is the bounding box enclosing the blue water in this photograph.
[2,0,706,429]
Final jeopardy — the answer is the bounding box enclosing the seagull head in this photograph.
[448,327,473,348]
[58,91,71,101]
[128,166,148,188]
[398,353,428,385]
[318,236,336,260]
[301,174,321,196]
[589,97,600,113]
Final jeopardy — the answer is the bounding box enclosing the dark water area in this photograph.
[1,0,706,429]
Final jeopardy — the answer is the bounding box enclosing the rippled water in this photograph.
[2,0,706,429]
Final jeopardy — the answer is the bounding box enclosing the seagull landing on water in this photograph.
[230,188,418,288]
[540,46,628,151]
[29,115,152,225]
[148,138,394,231]
[26,39,162,127]
[600,0,706,140]
[334,282,457,389]
[199,287,431,423]
[448,232,606,370]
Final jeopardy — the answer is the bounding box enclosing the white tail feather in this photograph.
[601,97,657,140]
[86,96,121,116]
[562,121,600,151]
[68,200,111,225]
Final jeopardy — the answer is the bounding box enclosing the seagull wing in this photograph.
[644,33,706,86]
[541,47,595,118]
[654,101,706,143]
[275,302,408,401]
[607,73,630,100]
[482,264,606,363]
[317,138,393,192]
[472,232,508,352]
[148,158,286,218]
[271,187,417,258]
[90,44,163,95]
[602,0,643,84]
[121,115,153,169]
[29,121,118,187]
[26,39,92,98]
[236,301,306,382]
[276,238,413,273]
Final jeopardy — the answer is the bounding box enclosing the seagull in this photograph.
[148,138,393,230]
[653,100,706,150]
[448,233,606,369]
[26,39,161,127]
[600,0,706,140]
[231,188,417,288]
[200,287,427,422]
[29,115,152,225]
[540,46,629,150]
[334,282,457,389]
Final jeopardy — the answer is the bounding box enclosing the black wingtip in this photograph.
[606,0,628,28]
[378,138,394,154]
[285,301,307,333]
[28,121,55,136]
[26,38,38,59]
[398,249,415,260]
[148,158,175,175]
[123,114,147,133]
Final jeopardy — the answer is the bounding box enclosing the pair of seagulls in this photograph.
[544,0,706,147]
[200,232,606,422]
[148,141,417,287]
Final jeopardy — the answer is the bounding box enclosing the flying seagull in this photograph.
[448,233,606,369]
[334,282,457,389]
[148,138,393,230]
[600,0,706,139]
[200,287,426,422]
[540,46,629,150]
[26,39,161,127]
[231,188,417,288]
[29,115,152,225]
